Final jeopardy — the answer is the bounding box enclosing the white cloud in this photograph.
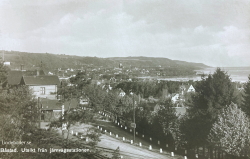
[216,26,250,65]
[194,25,207,33]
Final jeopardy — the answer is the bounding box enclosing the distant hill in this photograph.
[1,50,209,72]
[107,56,209,68]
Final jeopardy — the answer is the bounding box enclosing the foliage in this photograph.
[82,84,106,111]
[69,71,91,90]
[181,68,237,148]
[0,84,102,158]
[0,62,8,84]
[57,85,79,102]
[208,103,250,157]
[242,75,250,118]
[0,86,39,159]
[103,91,119,113]
[169,117,186,148]
[180,113,212,148]
[188,68,236,118]
[156,99,177,135]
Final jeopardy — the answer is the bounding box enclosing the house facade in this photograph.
[20,75,60,100]
[119,90,126,97]
[171,94,180,103]
[39,98,78,122]
[180,84,195,95]
[187,85,195,92]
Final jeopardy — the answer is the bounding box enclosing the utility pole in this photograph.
[133,93,135,143]
[130,92,135,143]
[38,97,41,128]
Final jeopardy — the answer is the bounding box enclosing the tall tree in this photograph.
[157,99,177,135]
[103,91,119,113]
[0,86,39,159]
[208,103,250,158]
[57,84,79,102]
[182,68,237,148]
[190,68,236,118]
[242,75,250,118]
[83,84,106,111]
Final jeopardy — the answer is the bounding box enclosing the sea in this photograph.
[153,67,250,83]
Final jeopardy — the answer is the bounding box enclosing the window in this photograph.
[40,87,45,94]
[41,111,45,120]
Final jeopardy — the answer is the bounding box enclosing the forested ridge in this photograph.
[2,50,208,74]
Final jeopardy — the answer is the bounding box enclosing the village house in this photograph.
[171,93,180,103]
[118,89,126,97]
[100,83,113,92]
[170,84,195,106]
[20,75,60,100]
[79,96,89,105]
[180,84,195,95]
[39,98,78,122]
[3,61,10,66]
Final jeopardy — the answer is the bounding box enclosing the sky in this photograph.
[0,0,250,67]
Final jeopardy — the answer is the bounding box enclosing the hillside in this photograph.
[107,56,208,68]
[1,50,209,72]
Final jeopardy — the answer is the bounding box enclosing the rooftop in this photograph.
[21,75,60,86]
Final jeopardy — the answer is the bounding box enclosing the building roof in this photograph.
[7,71,23,85]
[21,75,60,86]
[40,98,78,110]
[7,70,45,85]
[180,84,195,93]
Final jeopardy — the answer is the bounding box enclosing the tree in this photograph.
[103,91,119,113]
[0,86,39,159]
[208,103,250,158]
[242,75,250,118]
[0,62,8,85]
[49,107,100,149]
[57,85,79,102]
[169,117,187,148]
[83,84,106,111]
[182,68,237,148]
[157,99,177,135]
[69,71,91,90]
[189,68,236,118]
[0,83,100,158]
